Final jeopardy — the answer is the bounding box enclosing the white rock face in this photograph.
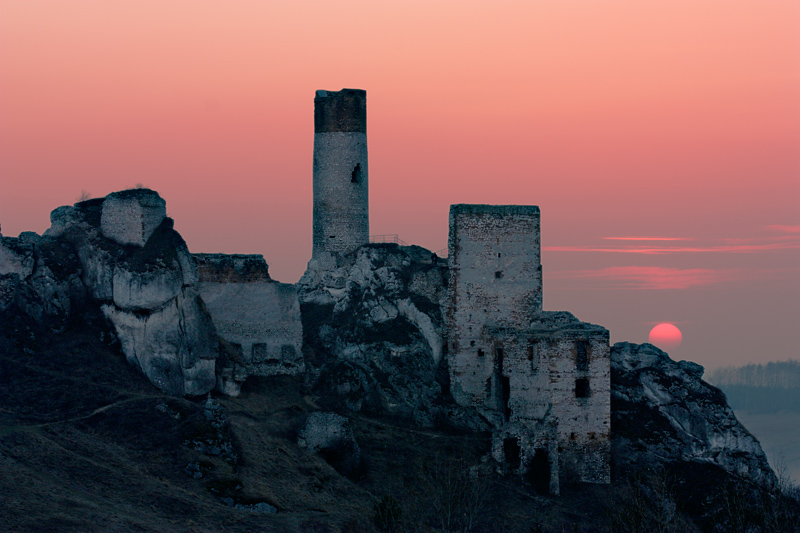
[102,288,217,396]
[32,189,220,396]
[112,264,183,311]
[612,342,777,489]
[100,189,166,247]
[298,243,449,424]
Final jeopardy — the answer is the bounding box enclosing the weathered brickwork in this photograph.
[195,253,304,377]
[446,204,610,493]
[447,204,543,405]
[312,89,369,258]
[100,189,166,247]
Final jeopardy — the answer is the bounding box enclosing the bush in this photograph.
[373,495,402,532]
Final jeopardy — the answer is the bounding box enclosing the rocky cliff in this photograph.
[1,190,218,396]
[0,190,781,496]
[297,244,464,427]
[611,342,777,490]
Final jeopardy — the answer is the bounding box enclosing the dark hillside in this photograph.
[2,307,798,531]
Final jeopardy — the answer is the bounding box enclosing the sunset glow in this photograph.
[0,1,797,369]
[649,324,684,352]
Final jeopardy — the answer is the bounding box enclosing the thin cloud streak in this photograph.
[548,266,745,290]
[545,240,800,254]
[602,237,690,241]
[767,225,800,234]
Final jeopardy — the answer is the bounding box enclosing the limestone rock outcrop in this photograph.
[611,342,776,489]
[2,189,219,396]
[298,243,456,426]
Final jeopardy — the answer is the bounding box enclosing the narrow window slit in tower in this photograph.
[351,163,362,183]
[576,341,589,371]
[575,378,590,398]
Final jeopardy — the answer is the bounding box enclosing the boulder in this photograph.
[112,262,183,311]
[298,411,362,477]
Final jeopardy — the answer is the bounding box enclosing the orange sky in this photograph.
[1,1,798,369]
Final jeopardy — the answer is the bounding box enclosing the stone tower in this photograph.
[312,88,369,258]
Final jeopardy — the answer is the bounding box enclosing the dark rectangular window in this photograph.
[252,342,267,362]
[477,349,484,357]
[575,378,590,398]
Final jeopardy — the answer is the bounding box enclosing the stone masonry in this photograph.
[100,189,166,247]
[194,253,304,379]
[312,89,369,259]
[446,204,610,494]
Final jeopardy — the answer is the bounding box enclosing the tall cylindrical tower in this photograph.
[312,88,369,257]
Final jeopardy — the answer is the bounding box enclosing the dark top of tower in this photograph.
[314,89,366,133]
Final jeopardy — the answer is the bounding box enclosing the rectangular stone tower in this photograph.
[446,204,542,407]
[312,89,369,258]
[446,204,610,493]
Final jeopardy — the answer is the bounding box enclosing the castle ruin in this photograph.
[447,205,610,493]
[313,91,612,492]
[312,89,369,259]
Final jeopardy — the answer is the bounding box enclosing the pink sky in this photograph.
[1,1,798,369]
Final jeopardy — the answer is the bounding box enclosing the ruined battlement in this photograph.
[314,89,367,133]
[449,204,540,216]
[194,253,272,283]
[100,188,166,247]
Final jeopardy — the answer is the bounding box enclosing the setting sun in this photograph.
[648,323,683,351]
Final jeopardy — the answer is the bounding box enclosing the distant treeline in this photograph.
[708,360,800,413]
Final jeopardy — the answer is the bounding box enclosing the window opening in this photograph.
[503,438,521,469]
[575,378,590,398]
[252,343,267,362]
[502,376,511,421]
[351,163,362,183]
[576,341,589,371]
[529,449,551,494]
[477,349,484,357]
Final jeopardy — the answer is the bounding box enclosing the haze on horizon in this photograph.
[1,1,798,372]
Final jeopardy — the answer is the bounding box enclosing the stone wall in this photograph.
[195,254,304,377]
[100,189,166,247]
[445,204,610,492]
[446,204,542,407]
[312,89,369,257]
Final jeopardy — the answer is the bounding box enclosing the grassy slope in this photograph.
[0,311,617,532]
